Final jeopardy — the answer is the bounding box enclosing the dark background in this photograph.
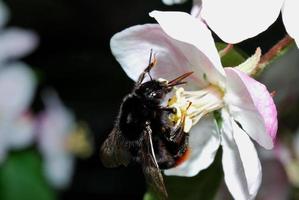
[4,0,286,199]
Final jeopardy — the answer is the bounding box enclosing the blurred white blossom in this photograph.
[110,11,278,200]
[0,1,37,162]
[37,91,92,189]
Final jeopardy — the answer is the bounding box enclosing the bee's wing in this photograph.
[141,125,168,200]
[100,127,131,168]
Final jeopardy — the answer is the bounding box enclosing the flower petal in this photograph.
[38,91,75,157]
[0,63,36,119]
[282,0,299,47]
[6,113,35,149]
[221,110,262,200]
[161,0,188,6]
[110,11,225,89]
[200,0,284,43]
[224,68,276,149]
[0,28,38,63]
[150,11,225,87]
[44,155,74,188]
[164,115,220,177]
[191,0,202,17]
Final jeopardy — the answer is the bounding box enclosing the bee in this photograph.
[100,51,192,199]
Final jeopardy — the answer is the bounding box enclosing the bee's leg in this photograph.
[136,50,157,86]
[159,106,176,113]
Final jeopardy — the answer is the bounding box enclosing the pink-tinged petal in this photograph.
[224,68,276,149]
[150,11,226,87]
[191,0,202,17]
[164,115,220,177]
[111,12,226,90]
[38,91,75,157]
[37,91,75,188]
[0,63,36,119]
[0,1,9,28]
[0,28,38,63]
[7,113,35,149]
[200,0,284,43]
[161,0,188,6]
[221,110,261,200]
[282,0,299,47]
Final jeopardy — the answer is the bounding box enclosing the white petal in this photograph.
[0,63,36,119]
[282,0,299,47]
[44,155,74,188]
[221,110,262,200]
[150,11,226,87]
[38,91,75,157]
[224,68,275,149]
[165,115,220,176]
[111,11,225,89]
[6,113,35,149]
[200,0,284,43]
[0,1,9,28]
[161,0,188,6]
[0,28,38,63]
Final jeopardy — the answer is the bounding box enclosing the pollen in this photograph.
[167,85,224,131]
[65,122,93,158]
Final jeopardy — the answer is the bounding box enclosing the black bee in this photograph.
[100,52,192,199]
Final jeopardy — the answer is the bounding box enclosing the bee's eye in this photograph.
[150,92,157,97]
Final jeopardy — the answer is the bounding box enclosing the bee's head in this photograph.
[135,72,193,105]
[135,80,170,104]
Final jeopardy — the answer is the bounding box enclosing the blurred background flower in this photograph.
[0,0,37,163]
[37,90,92,189]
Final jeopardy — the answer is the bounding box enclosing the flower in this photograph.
[161,0,299,47]
[0,1,37,163]
[197,0,298,46]
[37,91,92,189]
[110,11,277,199]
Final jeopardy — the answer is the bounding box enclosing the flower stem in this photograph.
[257,35,294,74]
[219,44,234,57]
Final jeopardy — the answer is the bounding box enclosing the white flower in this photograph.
[161,0,299,47]
[198,0,299,46]
[0,1,37,162]
[37,91,92,189]
[110,11,278,200]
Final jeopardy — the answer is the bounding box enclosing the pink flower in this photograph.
[110,11,278,200]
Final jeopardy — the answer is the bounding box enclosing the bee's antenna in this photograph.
[148,49,153,66]
[148,49,154,81]
[136,49,157,86]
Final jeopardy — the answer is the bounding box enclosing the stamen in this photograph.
[65,122,93,158]
[167,85,224,130]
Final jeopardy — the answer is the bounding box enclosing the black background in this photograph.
[4,0,286,199]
